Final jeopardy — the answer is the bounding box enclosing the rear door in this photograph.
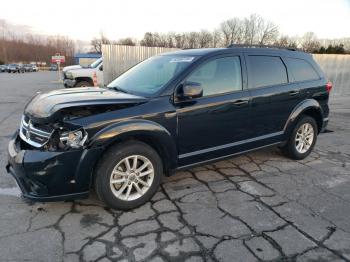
[246,53,301,141]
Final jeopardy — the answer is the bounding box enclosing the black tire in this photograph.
[280,115,318,160]
[94,141,163,210]
[74,81,92,87]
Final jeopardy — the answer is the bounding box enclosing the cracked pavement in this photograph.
[0,72,350,262]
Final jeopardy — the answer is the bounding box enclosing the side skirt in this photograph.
[173,141,283,172]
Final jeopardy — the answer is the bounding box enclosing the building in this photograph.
[73,53,101,66]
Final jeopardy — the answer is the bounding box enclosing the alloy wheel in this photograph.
[109,155,154,201]
[295,123,314,154]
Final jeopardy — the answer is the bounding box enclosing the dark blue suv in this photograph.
[7,46,331,209]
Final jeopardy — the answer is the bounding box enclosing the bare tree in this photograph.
[274,36,298,48]
[140,32,156,47]
[116,38,137,46]
[212,29,223,47]
[220,18,243,45]
[174,33,186,48]
[300,32,320,52]
[241,14,279,45]
[198,30,213,48]
[259,21,279,45]
[91,32,110,53]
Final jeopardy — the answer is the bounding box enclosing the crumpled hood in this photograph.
[24,87,147,121]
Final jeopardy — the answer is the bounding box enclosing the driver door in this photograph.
[175,54,252,167]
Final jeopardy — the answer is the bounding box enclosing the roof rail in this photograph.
[227,44,300,52]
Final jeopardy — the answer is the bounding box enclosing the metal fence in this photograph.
[102,45,349,97]
[102,45,178,85]
[313,54,350,97]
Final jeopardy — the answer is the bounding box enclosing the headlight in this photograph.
[65,71,74,79]
[60,129,88,148]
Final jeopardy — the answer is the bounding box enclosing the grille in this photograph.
[19,116,54,148]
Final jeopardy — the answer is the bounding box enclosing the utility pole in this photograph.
[1,20,7,63]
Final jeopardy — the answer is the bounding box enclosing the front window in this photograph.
[108,55,196,96]
[90,58,102,68]
[187,56,243,96]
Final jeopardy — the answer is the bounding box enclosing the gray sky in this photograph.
[1,0,349,41]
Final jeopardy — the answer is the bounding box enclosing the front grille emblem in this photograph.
[20,116,53,148]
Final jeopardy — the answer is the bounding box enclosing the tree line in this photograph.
[0,19,75,65]
[0,36,75,65]
[91,14,350,54]
[1,14,349,65]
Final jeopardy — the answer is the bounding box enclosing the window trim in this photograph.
[175,54,245,100]
[245,54,289,90]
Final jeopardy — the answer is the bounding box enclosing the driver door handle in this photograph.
[289,90,300,96]
[232,99,249,106]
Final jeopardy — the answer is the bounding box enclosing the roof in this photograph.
[74,53,102,59]
[161,46,309,58]
[161,48,227,56]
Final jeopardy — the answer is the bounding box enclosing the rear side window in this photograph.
[248,56,287,88]
[187,56,242,96]
[285,58,319,82]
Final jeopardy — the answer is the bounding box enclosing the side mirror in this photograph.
[179,81,203,100]
[99,65,103,71]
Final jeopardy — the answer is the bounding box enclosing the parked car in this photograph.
[63,58,103,87]
[32,65,38,72]
[7,64,25,73]
[0,65,7,72]
[24,64,34,72]
[49,64,58,71]
[7,46,331,210]
[62,57,102,76]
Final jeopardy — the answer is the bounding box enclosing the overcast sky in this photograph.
[1,0,349,41]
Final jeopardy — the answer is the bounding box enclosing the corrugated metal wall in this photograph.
[313,54,350,97]
[102,45,178,85]
[103,46,349,97]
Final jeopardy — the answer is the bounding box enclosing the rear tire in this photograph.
[74,81,92,87]
[280,115,318,160]
[94,141,163,210]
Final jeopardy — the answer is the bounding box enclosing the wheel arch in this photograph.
[89,119,178,176]
[74,77,93,86]
[284,99,324,135]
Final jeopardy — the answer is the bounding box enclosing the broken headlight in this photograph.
[59,129,88,149]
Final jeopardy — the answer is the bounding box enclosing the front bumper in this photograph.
[6,131,104,202]
[63,79,76,88]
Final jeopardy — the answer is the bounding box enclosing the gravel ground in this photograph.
[0,71,349,262]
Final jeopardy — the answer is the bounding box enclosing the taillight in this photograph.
[326,81,333,94]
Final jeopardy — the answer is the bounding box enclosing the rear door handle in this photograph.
[289,90,300,96]
[232,99,249,106]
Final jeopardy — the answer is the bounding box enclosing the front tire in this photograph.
[94,141,163,210]
[280,116,318,160]
[74,81,92,87]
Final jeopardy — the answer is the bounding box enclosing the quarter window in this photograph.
[248,56,287,88]
[187,56,242,96]
[285,58,320,82]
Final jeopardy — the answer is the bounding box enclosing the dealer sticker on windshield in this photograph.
[170,57,195,63]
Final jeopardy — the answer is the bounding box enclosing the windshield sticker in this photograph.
[170,57,195,63]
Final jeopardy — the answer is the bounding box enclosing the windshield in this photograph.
[90,58,102,68]
[107,55,196,96]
